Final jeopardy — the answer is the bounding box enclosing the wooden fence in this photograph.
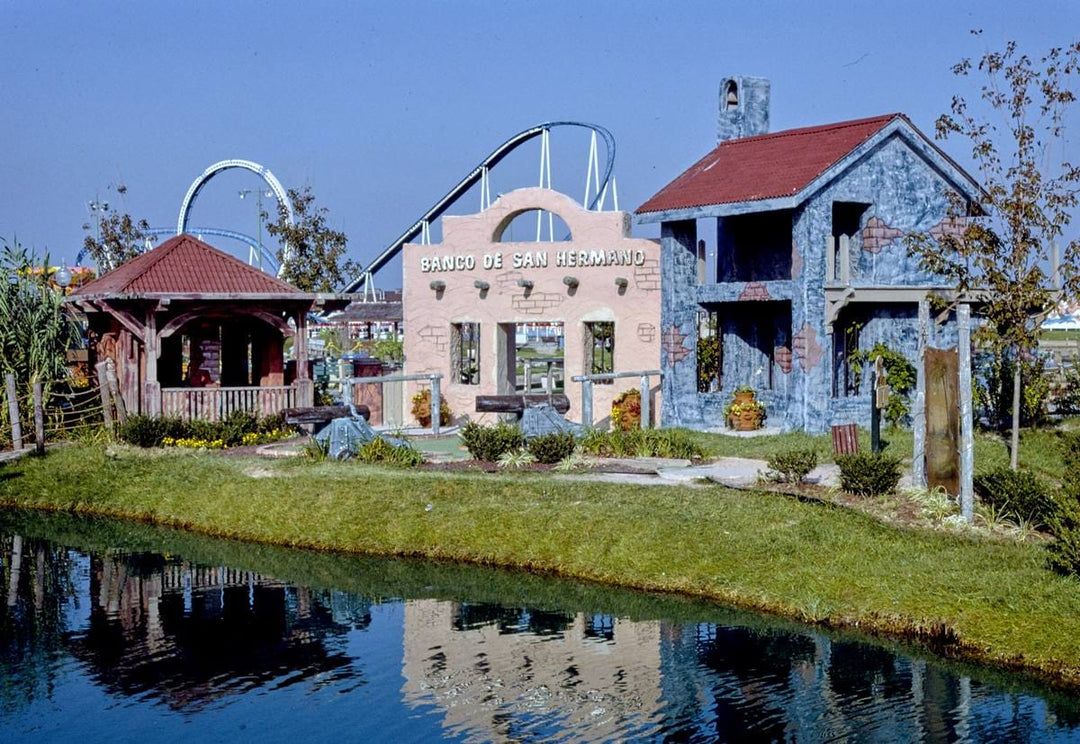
[160,385,296,422]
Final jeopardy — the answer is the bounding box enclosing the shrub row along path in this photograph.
[1,444,1076,692]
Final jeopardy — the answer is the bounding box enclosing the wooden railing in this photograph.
[160,385,296,421]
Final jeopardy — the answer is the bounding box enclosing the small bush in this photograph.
[767,448,819,484]
[221,409,259,447]
[610,388,641,431]
[836,452,902,496]
[973,466,1059,527]
[578,428,704,460]
[460,420,525,462]
[353,437,424,466]
[117,412,291,449]
[1061,431,1080,502]
[117,415,186,447]
[527,431,577,464]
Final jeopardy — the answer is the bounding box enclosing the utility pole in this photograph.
[239,189,273,271]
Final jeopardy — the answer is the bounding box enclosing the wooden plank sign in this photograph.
[925,347,960,495]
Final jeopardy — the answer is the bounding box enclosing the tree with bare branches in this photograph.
[907,34,1080,469]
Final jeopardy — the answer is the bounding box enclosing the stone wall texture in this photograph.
[660,127,965,432]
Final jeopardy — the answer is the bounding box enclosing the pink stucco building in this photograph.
[403,187,661,427]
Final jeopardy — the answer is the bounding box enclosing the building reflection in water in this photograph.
[402,599,665,740]
[67,551,370,711]
[4,530,1078,740]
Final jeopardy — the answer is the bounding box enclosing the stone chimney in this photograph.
[717,76,770,143]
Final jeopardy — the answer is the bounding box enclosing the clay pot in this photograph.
[733,390,755,406]
[730,410,762,431]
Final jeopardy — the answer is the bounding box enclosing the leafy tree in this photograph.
[264,185,358,292]
[906,35,1080,469]
[80,193,150,273]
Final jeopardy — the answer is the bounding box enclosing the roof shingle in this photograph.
[636,114,899,214]
[71,234,301,296]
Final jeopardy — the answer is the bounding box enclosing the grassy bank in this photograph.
[688,422,1075,482]
[4,443,1080,689]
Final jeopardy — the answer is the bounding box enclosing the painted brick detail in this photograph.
[496,270,523,289]
[661,324,690,364]
[738,281,772,301]
[512,292,563,314]
[929,215,967,241]
[634,258,660,291]
[792,323,823,372]
[861,216,904,254]
[637,322,656,343]
[417,325,448,353]
[775,345,793,374]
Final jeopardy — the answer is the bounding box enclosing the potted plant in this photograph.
[724,386,766,431]
[410,389,452,428]
[610,388,641,431]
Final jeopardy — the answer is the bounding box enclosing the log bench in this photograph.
[284,405,369,433]
[475,394,571,415]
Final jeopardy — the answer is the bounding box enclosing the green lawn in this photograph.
[3,443,1080,689]
[686,422,1074,483]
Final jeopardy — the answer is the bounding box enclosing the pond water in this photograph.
[1,509,1078,743]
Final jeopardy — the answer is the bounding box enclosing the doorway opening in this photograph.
[510,322,564,394]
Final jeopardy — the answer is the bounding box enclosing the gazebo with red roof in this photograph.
[68,234,346,418]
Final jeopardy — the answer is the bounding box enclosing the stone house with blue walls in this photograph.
[636,77,982,433]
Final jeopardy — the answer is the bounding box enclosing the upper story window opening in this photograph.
[724,81,739,111]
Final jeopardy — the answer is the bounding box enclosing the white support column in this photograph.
[959,303,974,521]
[912,298,929,489]
[838,234,851,285]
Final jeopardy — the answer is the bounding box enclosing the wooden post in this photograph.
[545,361,554,403]
[825,235,836,283]
[430,375,442,436]
[639,374,650,429]
[912,299,929,489]
[5,373,23,451]
[105,359,127,424]
[32,382,44,455]
[958,303,974,522]
[96,362,114,432]
[582,379,594,428]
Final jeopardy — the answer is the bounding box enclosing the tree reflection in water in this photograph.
[2,514,1079,742]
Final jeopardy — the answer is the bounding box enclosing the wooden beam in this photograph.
[475,394,571,414]
[98,301,146,338]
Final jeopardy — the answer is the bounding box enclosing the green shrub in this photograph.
[460,421,525,462]
[353,436,424,466]
[1053,366,1080,416]
[836,452,902,496]
[578,428,703,460]
[221,409,259,447]
[767,448,819,484]
[526,432,577,464]
[116,415,186,447]
[974,466,1059,527]
[1061,431,1080,502]
[117,412,289,449]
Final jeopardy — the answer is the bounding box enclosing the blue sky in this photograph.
[1,1,1076,287]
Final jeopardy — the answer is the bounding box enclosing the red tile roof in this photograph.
[71,234,302,296]
[637,114,900,214]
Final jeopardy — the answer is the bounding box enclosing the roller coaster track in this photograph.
[144,227,278,273]
[342,121,616,293]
